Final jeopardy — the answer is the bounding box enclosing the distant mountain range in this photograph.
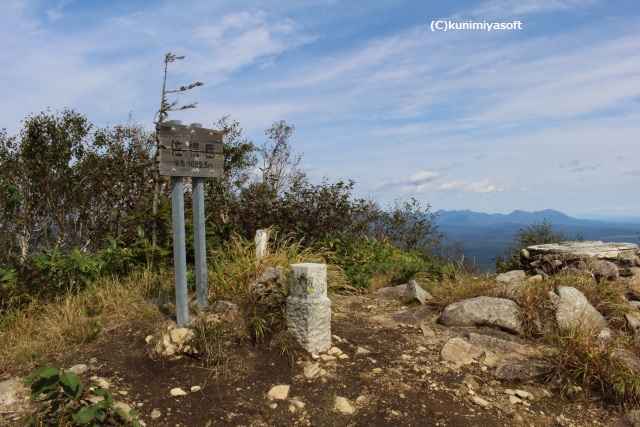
[435,209,640,271]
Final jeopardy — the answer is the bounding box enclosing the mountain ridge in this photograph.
[434,209,640,271]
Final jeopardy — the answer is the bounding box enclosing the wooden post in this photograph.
[171,176,189,326]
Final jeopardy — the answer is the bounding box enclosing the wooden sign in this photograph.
[156,122,224,177]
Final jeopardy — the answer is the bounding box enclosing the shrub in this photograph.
[495,220,566,273]
[323,234,455,292]
[23,365,141,426]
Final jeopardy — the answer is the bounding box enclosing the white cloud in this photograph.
[408,170,440,184]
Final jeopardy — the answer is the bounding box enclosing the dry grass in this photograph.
[0,270,163,371]
[547,326,640,408]
[208,230,347,300]
[429,273,495,308]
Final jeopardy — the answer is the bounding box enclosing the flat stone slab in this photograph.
[526,241,639,259]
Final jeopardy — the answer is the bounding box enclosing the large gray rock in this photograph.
[555,286,608,333]
[439,296,523,334]
[402,280,433,305]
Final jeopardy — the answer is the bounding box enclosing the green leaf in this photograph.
[38,367,60,379]
[114,407,128,420]
[29,376,59,400]
[60,372,83,399]
[72,406,96,424]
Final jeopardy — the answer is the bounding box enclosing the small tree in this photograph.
[495,219,565,273]
[259,120,304,194]
[151,53,203,247]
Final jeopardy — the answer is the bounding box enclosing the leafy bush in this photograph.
[323,234,455,292]
[32,246,102,295]
[495,220,566,273]
[23,365,140,426]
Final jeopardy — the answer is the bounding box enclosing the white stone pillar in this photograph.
[255,229,268,264]
[286,263,331,354]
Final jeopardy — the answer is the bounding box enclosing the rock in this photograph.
[495,359,553,382]
[526,275,543,284]
[514,389,533,400]
[525,241,639,278]
[402,280,433,305]
[480,351,501,368]
[470,395,490,408]
[170,388,187,396]
[291,399,305,409]
[355,395,367,405]
[355,347,371,356]
[556,286,608,333]
[169,328,194,346]
[525,386,551,399]
[592,260,619,282]
[113,402,132,416]
[267,384,290,400]
[374,284,407,299]
[611,349,640,375]
[320,355,336,362]
[391,306,437,325]
[625,312,640,339]
[92,377,110,390]
[334,396,355,414]
[214,300,240,323]
[150,410,161,419]
[609,410,640,427]
[68,364,88,375]
[257,266,286,286]
[441,338,484,365]
[420,323,436,337]
[190,385,202,393]
[439,296,523,334]
[328,347,343,356]
[496,270,526,285]
[468,333,535,356]
[598,328,612,343]
[303,363,320,379]
[508,395,522,405]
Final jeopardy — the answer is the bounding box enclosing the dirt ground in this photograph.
[0,293,626,426]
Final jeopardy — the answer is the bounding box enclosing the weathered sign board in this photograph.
[156,120,224,326]
[156,121,224,178]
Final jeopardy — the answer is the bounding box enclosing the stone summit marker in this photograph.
[286,263,332,354]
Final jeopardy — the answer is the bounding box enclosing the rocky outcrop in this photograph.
[439,296,523,334]
[522,241,640,279]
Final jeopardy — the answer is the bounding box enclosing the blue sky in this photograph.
[1,0,639,218]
